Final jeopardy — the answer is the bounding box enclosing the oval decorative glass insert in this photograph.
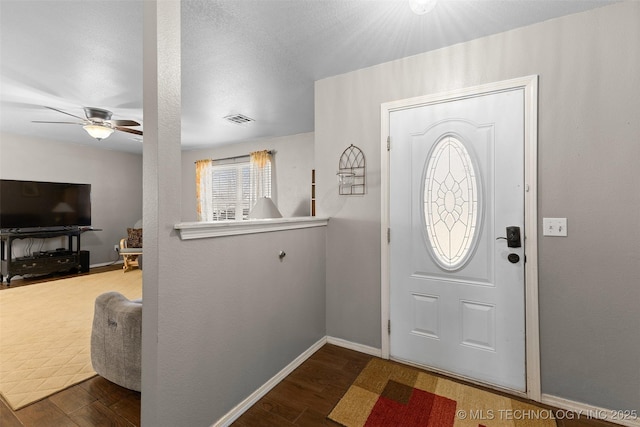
[424,136,480,270]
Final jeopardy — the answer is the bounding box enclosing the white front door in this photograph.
[388,88,526,391]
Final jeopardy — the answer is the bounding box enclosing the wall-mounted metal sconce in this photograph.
[337,144,365,195]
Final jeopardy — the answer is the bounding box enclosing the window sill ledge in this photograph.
[174,217,329,240]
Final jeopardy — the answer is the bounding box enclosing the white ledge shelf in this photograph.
[174,217,329,240]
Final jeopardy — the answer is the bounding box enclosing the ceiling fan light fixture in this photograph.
[83,124,114,140]
[83,107,112,121]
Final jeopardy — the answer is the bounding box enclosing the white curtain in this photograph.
[249,150,272,209]
[195,159,213,221]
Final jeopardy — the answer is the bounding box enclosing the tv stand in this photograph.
[0,229,83,285]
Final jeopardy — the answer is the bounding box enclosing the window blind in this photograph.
[209,160,271,221]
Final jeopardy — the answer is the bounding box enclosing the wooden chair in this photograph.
[119,238,143,272]
[120,226,143,272]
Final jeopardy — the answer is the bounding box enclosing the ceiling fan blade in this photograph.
[115,126,143,136]
[32,121,83,125]
[44,106,86,121]
[110,119,141,127]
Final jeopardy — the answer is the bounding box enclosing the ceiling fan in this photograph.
[33,106,143,141]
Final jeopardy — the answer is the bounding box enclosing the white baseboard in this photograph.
[326,336,382,357]
[541,394,640,427]
[209,337,640,427]
[325,339,640,427]
[212,336,328,427]
[211,336,382,426]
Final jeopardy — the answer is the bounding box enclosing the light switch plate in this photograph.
[543,217,567,236]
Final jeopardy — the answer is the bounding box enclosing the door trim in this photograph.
[380,75,540,401]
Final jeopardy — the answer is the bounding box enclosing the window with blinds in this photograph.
[210,160,271,221]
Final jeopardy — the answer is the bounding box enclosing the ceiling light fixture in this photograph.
[409,0,437,15]
[83,124,114,141]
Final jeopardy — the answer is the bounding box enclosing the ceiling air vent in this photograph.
[223,114,254,125]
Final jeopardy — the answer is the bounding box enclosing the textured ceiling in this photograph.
[1,0,614,153]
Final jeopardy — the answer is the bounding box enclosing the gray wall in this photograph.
[181,132,314,221]
[142,4,326,426]
[316,1,639,413]
[155,228,327,426]
[0,132,142,267]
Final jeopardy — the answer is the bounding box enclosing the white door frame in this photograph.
[380,75,540,401]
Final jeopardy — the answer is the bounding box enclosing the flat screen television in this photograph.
[0,179,91,231]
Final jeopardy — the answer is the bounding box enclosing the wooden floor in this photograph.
[0,264,141,427]
[232,344,372,426]
[0,268,622,427]
[231,344,621,427]
[1,376,140,427]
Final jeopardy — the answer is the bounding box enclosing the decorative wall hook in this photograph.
[337,144,365,195]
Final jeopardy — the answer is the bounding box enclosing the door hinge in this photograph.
[387,228,391,243]
[388,319,391,334]
[387,136,390,151]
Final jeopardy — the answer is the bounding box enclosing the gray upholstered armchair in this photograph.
[90,292,142,391]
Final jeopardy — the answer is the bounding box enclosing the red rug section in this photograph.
[364,388,457,427]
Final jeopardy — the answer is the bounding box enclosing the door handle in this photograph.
[496,226,521,248]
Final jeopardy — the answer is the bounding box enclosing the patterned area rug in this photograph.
[329,358,557,427]
[0,269,142,410]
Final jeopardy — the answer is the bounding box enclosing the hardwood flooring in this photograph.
[0,267,624,427]
[232,344,622,427]
[232,344,372,427]
[1,376,140,427]
[0,264,140,427]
